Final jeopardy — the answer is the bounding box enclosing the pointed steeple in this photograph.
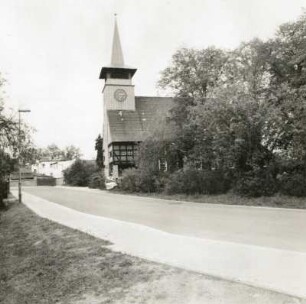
[111,16,124,67]
[99,15,137,80]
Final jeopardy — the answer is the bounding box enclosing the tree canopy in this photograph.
[35,144,82,161]
[122,12,306,197]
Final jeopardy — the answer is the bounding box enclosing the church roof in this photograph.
[107,96,175,143]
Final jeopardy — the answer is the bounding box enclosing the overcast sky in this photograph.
[0,0,305,159]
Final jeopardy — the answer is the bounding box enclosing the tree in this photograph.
[95,135,104,169]
[264,13,306,162]
[121,12,306,197]
[63,160,97,187]
[158,47,228,102]
[64,145,82,160]
[156,18,306,196]
[0,106,18,154]
[35,144,81,161]
[0,73,34,206]
[158,47,231,166]
[0,74,18,172]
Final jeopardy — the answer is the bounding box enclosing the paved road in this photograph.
[24,186,306,252]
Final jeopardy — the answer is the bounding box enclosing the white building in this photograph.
[32,159,75,183]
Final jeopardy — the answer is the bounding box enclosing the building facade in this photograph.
[31,159,75,185]
[100,18,174,178]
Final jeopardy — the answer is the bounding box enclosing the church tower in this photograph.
[100,17,137,177]
[100,17,137,111]
[100,17,174,179]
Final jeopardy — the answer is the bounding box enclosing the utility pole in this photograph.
[18,109,31,203]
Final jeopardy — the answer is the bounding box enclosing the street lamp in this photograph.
[18,109,31,203]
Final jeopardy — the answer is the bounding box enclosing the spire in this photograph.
[99,15,137,80]
[111,15,124,66]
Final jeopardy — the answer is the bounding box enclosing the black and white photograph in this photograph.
[0,0,306,303]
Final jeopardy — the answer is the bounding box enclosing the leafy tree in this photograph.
[135,138,166,192]
[0,107,18,154]
[156,13,306,196]
[63,160,97,187]
[158,47,231,167]
[0,73,34,205]
[264,13,306,162]
[158,47,228,101]
[63,145,82,160]
[0,75,18,174]
[159,40,274,174]
[121,12,306,197]
[36,144,81,161]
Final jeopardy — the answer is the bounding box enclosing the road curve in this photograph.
[23,186,306,252]
[13,188,306,299]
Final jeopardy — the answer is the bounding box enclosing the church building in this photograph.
[100,18,174,178]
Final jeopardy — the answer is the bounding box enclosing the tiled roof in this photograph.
[107,96,175,143]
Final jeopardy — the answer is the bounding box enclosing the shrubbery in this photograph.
[120,167,231,195]
[119,165,306,197]
[88,171,106,190]
[279,173,306,197]
[0,179,9,210]
[119,168,163,193]
[234,169,278,197]
[275,160,306,197]
[64,159,101,187]
[164,168,230,195]
[119,168,138,192]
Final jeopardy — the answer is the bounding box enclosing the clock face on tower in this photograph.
[114,89,127,102]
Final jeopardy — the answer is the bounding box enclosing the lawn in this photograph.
[112,190,306,209]
[0,201,304,304]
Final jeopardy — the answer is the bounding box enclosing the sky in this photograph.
[0,0,305,159]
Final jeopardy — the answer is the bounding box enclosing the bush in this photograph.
[234,169,278,197]
[0,179,9,210]
[63,159,97,187]
[137,170,162,193]
[37,176,56,186]
[164,168,230,195]
[119,168,138,192]
[88,171,106,190]
[279,173,306,197]
[164,168,199,195]
[119,168,164,193]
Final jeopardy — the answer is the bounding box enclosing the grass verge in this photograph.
[111,189,306,209]
[0,201,304,304]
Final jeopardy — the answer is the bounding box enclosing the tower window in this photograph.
[110,71,129,79]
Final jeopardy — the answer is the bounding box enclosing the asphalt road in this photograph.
[24,186,306,252]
